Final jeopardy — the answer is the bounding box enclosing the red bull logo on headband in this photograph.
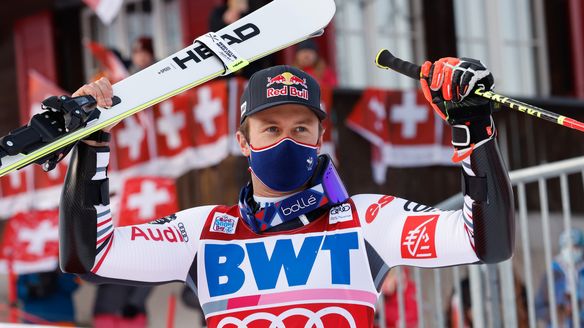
[266,72,309,100]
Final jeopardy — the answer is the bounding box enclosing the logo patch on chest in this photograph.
[329,203,353,224]
[210,213,238,234]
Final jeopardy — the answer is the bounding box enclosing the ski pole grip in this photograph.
[375,49,421,80]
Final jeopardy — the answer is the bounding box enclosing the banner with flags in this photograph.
[0,77,240,217]
[346,88,454,184]
[0,210,60,274]
[0,75,341,218]
[0,71,70,216]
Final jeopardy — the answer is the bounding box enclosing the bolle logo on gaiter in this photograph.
[281,194,317,216]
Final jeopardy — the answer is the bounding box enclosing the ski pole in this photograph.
[374,49,584,133]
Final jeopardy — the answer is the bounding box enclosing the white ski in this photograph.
[0,0,336,177]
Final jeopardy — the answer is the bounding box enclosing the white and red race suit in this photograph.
[59,137,514,328]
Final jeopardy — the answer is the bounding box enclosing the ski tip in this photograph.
[322,0,336,26]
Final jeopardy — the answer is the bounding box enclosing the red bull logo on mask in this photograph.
[266,72,310,100]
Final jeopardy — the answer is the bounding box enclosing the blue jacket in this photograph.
[535,259,584,327]
[17,270,79,323]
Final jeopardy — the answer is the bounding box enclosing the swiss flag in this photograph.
[0,170,29,197]
[118,177,179,226]
[28,70,69,190]
[0,210,60,274]
[153,93,193,158]
[385,90,445,146]
[86,41,129,83]
[345,88,390,146]
[347,88,454,176]
[189,80,229,146]
[111,113,153,171]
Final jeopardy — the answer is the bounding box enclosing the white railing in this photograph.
[379,156,584,328]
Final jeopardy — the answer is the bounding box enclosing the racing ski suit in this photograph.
[59,131,513,327]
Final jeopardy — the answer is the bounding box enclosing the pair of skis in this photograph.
[0,0,336,177]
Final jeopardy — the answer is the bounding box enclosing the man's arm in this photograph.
[418,57,514,263]
[464,133,514,263]
[355,57,514,270]
[353,138,513,267]
[59,78,209,285]
[59,141,209,284]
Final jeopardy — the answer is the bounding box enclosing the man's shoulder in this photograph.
[183,204,239,216]
[349,193,400,209]
[148,204,239,225]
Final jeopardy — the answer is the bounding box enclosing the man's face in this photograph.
[132,49,154,71]
[295,49,318,69]
[237,104,322,156]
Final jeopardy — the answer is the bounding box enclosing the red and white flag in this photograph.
[83,0,124,25]
[152,93,194,176]
[188,80,230,169]
[86,41,129,83]
[0,210,60,274]
[346,88,391,146]
[118,176,179,226]
[346,88,454,184]
[0,169,29,198]
[111,113,153,172]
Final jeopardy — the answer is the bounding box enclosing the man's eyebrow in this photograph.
[293,119,313,125]
[257,118,279,125]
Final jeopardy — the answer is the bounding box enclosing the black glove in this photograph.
[420,57,494,123]
[420,57,496,157]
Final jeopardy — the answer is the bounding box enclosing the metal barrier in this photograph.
[377,156,584,328]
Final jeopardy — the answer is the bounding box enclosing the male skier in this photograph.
[60,57,514,327]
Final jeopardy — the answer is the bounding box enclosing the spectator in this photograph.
[17,268,79,325]
[447,274,527,328]
[447,277,472,328]
[380,267,418,327]
[89,47,130,83]
[209,0,274,78]
[536,228,584,327]
[209,0,249,30]
[293,39,338,87]
[93,284,153,328]
[131,36,155,73]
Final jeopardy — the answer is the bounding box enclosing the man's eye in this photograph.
[295,126,308,132]
[266,126,279,133]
